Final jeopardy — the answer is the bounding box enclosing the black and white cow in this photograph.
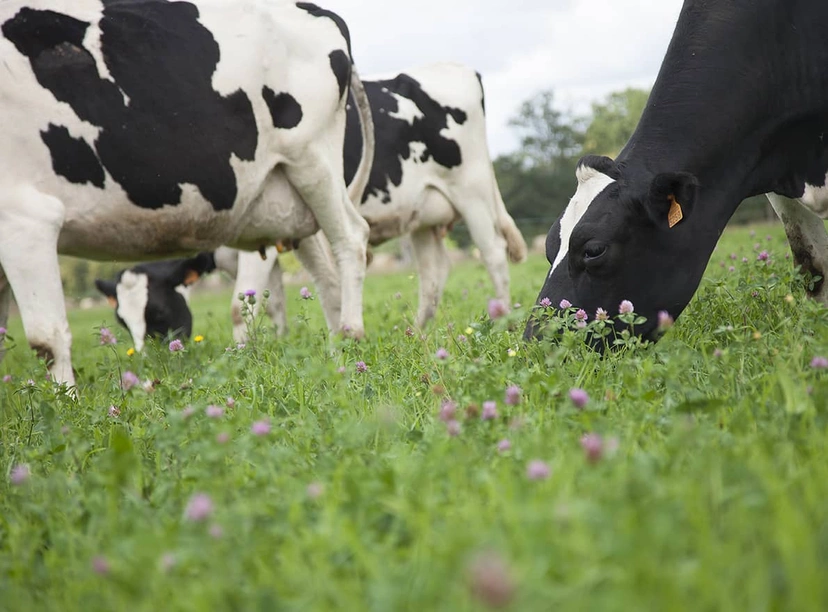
[94,252,218,342]
[98,63,527,344]
[0,0,375,388]
[96,240,342,344]
[526,0,828,342]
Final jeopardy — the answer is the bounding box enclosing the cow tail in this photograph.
[476,72,527,264]
[346,66,375,208]
[492,171,528,263]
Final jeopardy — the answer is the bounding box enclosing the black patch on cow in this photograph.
[2,2,258,210]
[262,87,303,129]
[295,3,351,56]
[329,50,350,100]
[343,74,467,203]
[475,71,485,114]
[40,124,105,187]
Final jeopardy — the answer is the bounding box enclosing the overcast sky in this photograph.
[326,0,685,157]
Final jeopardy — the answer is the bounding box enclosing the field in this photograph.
[3,223,828,611]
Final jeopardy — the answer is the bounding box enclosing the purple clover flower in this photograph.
[569,388,589,409]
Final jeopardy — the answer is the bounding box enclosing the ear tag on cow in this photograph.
[667,194,683,228]
[107,296,117,308]
[183,269,200,286]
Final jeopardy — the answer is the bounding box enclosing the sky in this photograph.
[326,0,685,157]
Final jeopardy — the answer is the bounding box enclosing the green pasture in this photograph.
[3,222,828,611]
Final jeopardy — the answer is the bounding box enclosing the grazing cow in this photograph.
[98,63,527,345]
[0,0,375,388]
[346,63,526,326]
[97,239,342,343]
[526,0,828,342]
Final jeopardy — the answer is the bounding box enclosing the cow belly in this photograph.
[53,169,318,261]
[359,174,457,245]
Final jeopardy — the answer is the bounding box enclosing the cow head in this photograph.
[95,253,215,350]
[525,155,707,344]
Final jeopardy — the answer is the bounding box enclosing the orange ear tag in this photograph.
[667,194,684,228]
[183,269,200,286]
[107,296,117,308]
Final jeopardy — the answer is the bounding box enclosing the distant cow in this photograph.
[526,0,828,342]
[0,0,375,388]
[98,63,527,344]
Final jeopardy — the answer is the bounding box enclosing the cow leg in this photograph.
[0,188,74,387]
[0,267,12,364]
[767,193,828,303]
[263,256,288,337]
[284,161,369,339]
[295,232,342,332]
[450,191,511,308]
[411,226,451,327]
[231,249,279,343]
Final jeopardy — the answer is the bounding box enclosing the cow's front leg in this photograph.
[0,187,74,389]
[231,249,280,343]
[295,232,341,332]
[767,193,828,304]
[262,255,288,337]
[411,226,451,327]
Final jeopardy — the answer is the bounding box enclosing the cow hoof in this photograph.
[339,325,365,341]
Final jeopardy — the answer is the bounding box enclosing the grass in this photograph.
[3,222,828,611]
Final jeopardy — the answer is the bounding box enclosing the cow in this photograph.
[96,239,343,344]
[96,63,528,346]
[525,0,828,343]
[0,0,376,389]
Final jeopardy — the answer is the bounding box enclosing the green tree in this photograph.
[582,88,650,157]
[508,91,585,169]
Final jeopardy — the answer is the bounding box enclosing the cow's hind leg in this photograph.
[448,188,511,309]
[0,187,74,388]
[767,193,828,303]
[411,226,451,327]
[0,267,12,364]
[284,155,369,338]
[295,232,342,332]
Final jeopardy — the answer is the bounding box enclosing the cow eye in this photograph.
[583,242,607,262]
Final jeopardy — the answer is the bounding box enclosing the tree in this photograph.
[508,91,585,169]
[582,88,650,157]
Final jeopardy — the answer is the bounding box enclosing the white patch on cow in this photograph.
[115,271,149,351]
[548,166,616,277]
[800,171,828,217]
[409,142,427,164]
[175,284,191,305]
[82,24,130,106]
[389,93,424,125]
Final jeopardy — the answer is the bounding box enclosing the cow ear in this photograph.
[577,155,618,182]
[172,252,217,287]
[95,279,119,307]
[647,172,698,229]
